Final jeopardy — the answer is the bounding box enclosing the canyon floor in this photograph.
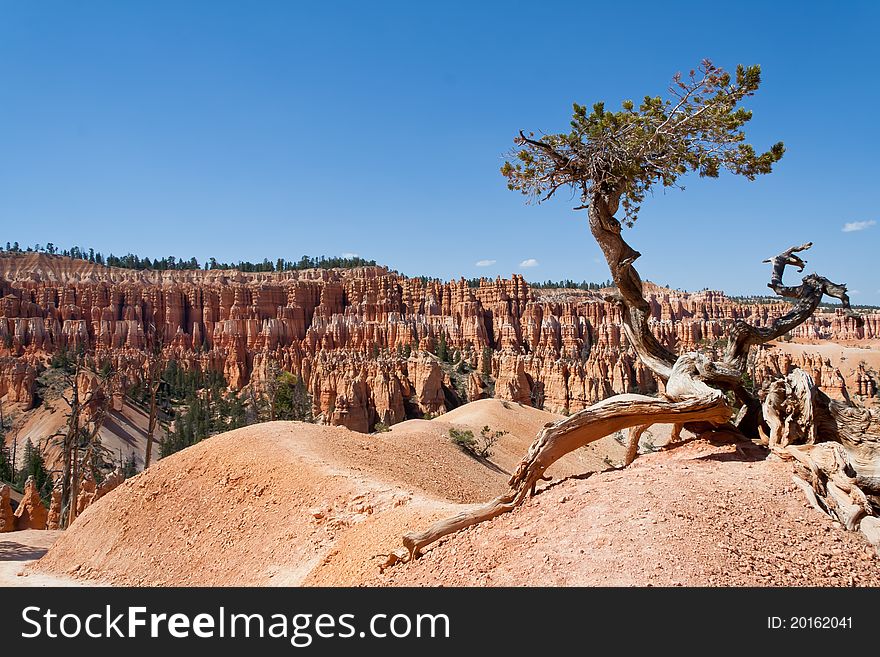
[9,398,879,587]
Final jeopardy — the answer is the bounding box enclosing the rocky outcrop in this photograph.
[96,469,124,499]
[47,480,62,530]
[466,372,487,401]
[753,346,879,405]
[406,355,447,416]
[76,469,98,516]
[13,475,48,530]
[0,356,36,410]
[495,351,533,406]
[43,469,125,530]
[2,253,876,431]
[0,484,14,532]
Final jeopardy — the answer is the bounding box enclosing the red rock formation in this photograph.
[466,372,487,401]
[0,357,36,410]
[406,354,447,416]
[76,469,98,515]
[96,469,124,500]
[0,484,14,532]
[13,475,48,530]
[2,252,875,432]
[752,346,879,404]
[495,352,533,406]
[47,480,62,530]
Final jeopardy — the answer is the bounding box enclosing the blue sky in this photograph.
[1,1,877,303]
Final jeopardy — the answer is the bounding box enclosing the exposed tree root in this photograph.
[398,354,732,560]
[625,424,650,466]
[763,370,880,553]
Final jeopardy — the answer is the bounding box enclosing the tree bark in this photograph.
[588,193,677,382]
[763,369,880,548]
[145,377,159,469]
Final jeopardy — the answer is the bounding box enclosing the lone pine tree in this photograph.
[393,60,880,562]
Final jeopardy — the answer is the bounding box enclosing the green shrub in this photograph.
[450,425,507,458]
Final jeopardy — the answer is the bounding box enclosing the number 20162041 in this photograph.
[768,617,852,629]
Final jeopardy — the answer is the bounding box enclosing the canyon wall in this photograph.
[1,253,878,432]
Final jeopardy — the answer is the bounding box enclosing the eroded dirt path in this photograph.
[0,530,85,587]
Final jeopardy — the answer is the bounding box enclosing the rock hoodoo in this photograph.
[1,253,877,432]
[13,476,48,530]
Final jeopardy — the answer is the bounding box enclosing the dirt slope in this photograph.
[375,438,880,587]
[7,395,159,471]
[27,399,879,587]
[30,400,573,586]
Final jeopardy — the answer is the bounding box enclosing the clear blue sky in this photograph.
[1,1,877,303]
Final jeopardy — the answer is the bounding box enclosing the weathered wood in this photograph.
[391,181,878,564]
[588,193,677,382]
[761,368,880,552]
[625,424,650,466]
[399,354,731,559]
[723,243,858,372]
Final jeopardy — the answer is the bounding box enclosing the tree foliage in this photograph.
[0,440,13,484]
[17,439,51,504]
[273,372,313,422]
[501,60,784,226]
[449,425,507,459]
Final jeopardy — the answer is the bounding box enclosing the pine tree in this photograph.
[17,439,50,501]
[0,440,13,483]
[436,331,449,362]
[481,347,493,378]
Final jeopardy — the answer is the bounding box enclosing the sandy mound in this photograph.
[31,400,595,586]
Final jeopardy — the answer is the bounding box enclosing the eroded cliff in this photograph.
[1,253,877,432]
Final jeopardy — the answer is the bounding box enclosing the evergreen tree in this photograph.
[481,347,493,377]
[17,439,50,501]
[436,331,449,362]
[121,453,138,479]
[0,440,13,483]
[274,372,313,422]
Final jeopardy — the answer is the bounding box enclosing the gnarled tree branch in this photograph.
[723,242,860,372]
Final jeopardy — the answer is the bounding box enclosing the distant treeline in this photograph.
[728,294,879,310]
[409,276,613,290]
[1,241,376,273]
[527,279,613,290]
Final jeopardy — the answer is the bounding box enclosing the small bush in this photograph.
[373,421,391,433]
[449,427,476,452]
[450,425,507,458]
